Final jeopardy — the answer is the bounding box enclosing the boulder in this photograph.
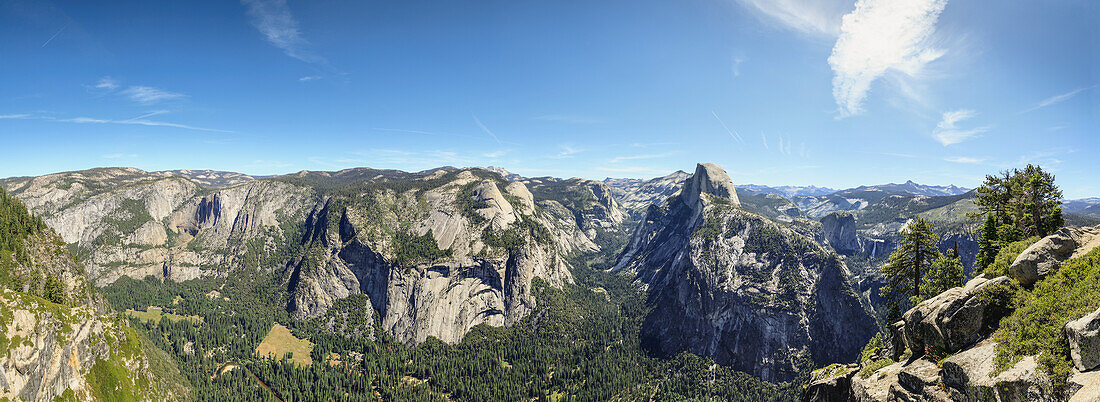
[1068,370,1100,402]
[803,364,858,402]
[889,321,907,361]
[1010,226,1100,287]
[902,276,1012,355]
[1066,306,1100,371]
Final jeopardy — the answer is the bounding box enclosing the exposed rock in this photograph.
[614,163,873,381]
[1068,370,1100,402]
[821,212,861,254]
[851,361,905,401]
[803,364,858,402]
[902,276,1012,355]
[895,358,951,400]
[603,170,691,215]
[1066,306,1100,371]
[680,163,739,208]
[1010,226,1100,287]
[286,171,575,344]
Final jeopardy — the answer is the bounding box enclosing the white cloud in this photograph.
[944,156,983,164]
[551,145,582,159]
[122,86,185,104]
[734,0,851,36]
[299,75,322,82]
[828,0,948,117]
[0,114,30,119]
[94,77,119,90]
[62,114,231,133]
[1022,87,1092,113]
[242,0,323,64]
[933,109,988,145]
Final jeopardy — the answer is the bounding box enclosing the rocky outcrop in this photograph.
[614,163,874,382]
[1010,226,1100,287]
[821,212,861,254]
[902,276,1012,355]
[803,364,858,402]
[522,177,629,243]
[1066,307,1100,371]
[680,163,739,209]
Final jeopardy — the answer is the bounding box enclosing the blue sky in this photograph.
[1,0,1096,197]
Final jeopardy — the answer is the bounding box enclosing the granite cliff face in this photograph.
[614,163,876,382]
[2,167,596,347]
[0,168,315,285]
[0,187,188,401]
[604,170,692,217]
[284,169,577,344]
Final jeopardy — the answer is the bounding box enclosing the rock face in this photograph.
[0,168,315,285]
[286,170,577,344]
[1066,306,1100,371]
[0,194,188,400]
[821,212,861,254]
[603,170,692,216]
[680,163,739,208]
[2,167,597,347]
[1010,226,1100,287]
[902,276,1012,354]
[614,163,874,382]
[522,177,630,242]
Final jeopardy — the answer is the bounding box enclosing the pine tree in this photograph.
[921,249,964,301]
[44,272,66,304]
[975,214,999,271]
[880,218,941,307]
[975,164,1063,239]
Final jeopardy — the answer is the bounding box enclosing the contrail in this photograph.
[41,22,71,48]
[472,115,502,145]
[711,111,744,144]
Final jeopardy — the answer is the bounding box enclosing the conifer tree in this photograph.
[880,218,941,307]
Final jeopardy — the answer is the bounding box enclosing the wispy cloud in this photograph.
[596,166,673,176]
[242,0,324,64]
[761,132,769,150]
[609,152,675,163]
[121,86,185,104]
[828,0,948,117]
[933,109,988,145]
[472,115,503,145]
[944,156,984,164]
[711,111,744,145]
[483,150,508,158]
[1,112,229,133]
[1021,87,1092,113]
[731,57,745,77]
[0,114,31,119]
[93,77,119,91]
[551,145,583,159]
[299,75,322,82]
[734,0,851,36]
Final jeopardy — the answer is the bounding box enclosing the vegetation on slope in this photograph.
[993,247,1100,392]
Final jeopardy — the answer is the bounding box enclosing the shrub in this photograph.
[992,248,1100,392]
[858,359,895,378]
[983,236,1040,277]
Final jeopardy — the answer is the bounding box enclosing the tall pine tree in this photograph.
[881,218,941,307]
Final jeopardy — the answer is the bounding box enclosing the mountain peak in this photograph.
[683,163,739,207]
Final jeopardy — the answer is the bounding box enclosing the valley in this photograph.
[2,163,1099,400]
